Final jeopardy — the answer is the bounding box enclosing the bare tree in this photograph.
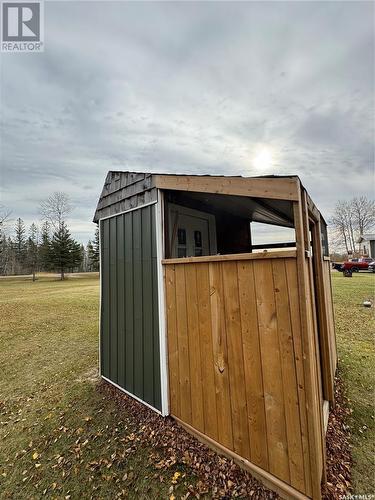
[0,205,11,228]
[330,196,375,254]
[352,196,375,236]
[40,192,72,231]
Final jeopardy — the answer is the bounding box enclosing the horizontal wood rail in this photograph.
[154,174,300,201]
[162,250,297,265]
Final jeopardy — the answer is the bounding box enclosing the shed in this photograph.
[93,171,337,499]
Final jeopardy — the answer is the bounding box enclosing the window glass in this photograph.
[178,228,186,245]
[178,247,187,258]
[194,230,202,248]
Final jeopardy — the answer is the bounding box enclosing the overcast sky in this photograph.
[1,0,374,243]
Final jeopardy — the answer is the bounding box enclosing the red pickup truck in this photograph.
[341,258,374,272]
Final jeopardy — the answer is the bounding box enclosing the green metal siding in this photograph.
[100,204,162,410]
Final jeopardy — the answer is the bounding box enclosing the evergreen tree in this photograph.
[79,244,86,272]
[88,226,100,271]
[86,240,94,271]
[0,231,9,275]
[7,236,16,275]
[27,223,39,281]
[49,222,73,280]
[14,218,27,273]
[39,221,51,271]
[70,240,83,271]
[49,222,83,279]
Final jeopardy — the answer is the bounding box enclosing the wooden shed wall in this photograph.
[100,204,162,411]
[164,252,315,496]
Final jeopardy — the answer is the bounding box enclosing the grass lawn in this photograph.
[331,271,375,495]
[0,271,373,498]
[0,274,196,499]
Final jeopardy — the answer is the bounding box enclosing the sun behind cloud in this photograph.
[253,148,273,171]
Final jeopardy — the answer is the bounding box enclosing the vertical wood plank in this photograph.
[175,264,192,423]
[305,259,325,480]
[311,220,334,402]
[285,258,312,496]
[302,191,326,485]
[237,260,269,469]
[272,259,305,492]
[222,261,250,459]
[165,265,179,415]
[293,197,323,499]
[196,263,218,441]
[253,259,290,483]
[208,261,232,447]
[185,264,204,432]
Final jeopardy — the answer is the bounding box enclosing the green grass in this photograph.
[0,272,373,498]
[331,272,375,494]
[0,274,195,499]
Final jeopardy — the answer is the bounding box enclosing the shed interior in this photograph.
[164,190,297,258]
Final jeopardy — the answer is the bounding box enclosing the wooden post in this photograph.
[293,185,324,499]
[311,217,335,404]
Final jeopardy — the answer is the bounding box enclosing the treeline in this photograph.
[0,192,99,280]
[0,218,99,279]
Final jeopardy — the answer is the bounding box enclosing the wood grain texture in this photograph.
[175,264,192,424]
[254,259,290,483]
[208,262,233,448]
[285,258,312,496]
[163,250,296,265]
[272,259,305,492]
[222,261,250,459]
[197,263,218,441]
[293,196,324,500]
[164,255,308,494]
[237,261,268,469]
[155,174,299,201]
[185,264,204,432]
[165,265,179,415]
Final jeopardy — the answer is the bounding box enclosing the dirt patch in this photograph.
[75,367,100,384]
[99,381,277,499]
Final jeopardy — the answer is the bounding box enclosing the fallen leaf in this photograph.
[171,471,181,484]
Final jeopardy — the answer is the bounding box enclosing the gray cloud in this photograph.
[0,1,373,242]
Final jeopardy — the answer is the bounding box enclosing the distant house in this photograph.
[357,233,375,258]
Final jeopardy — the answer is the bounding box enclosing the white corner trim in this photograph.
[98,220,102,377]
[155,190,170,417]
[98,200,157,221]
